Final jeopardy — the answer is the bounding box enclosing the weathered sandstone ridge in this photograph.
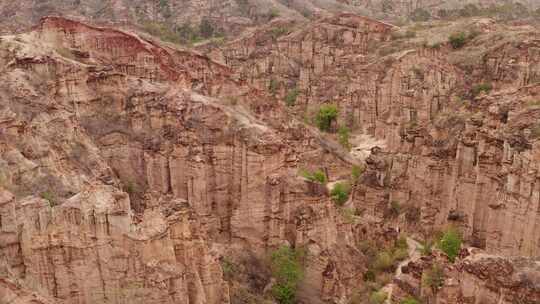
[0,16,379,303]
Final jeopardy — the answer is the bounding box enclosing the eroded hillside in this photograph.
[1,6,540,304]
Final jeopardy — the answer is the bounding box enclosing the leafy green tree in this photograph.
[270,246,304,304]
[330,182,350,206]
[448,32,467,49]
[438,228,462,262]
[299,169,327,184]
[338,126,351,150]
[369,291,388,304]
[315,104,338,132]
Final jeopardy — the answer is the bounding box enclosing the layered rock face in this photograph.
[210,13,461,147]
[1,7,540,304]
[0,16,372,303]
[211,13,540,258]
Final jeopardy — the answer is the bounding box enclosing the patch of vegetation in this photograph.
[531,124,540,139]
[387,200,402,218]
[268,8,280,20]
[427,42,441,49]
[373,237,408,272]
[123,181,138,195]
[471,83,492,97]
[199,17,215,39]
[439,3,530,21]
[373,251,394,272]
[158,0,172,18]
[176,22,200,43]
[269,79,279,95]
[220,257,235,280]
[351,165,364,182]
[401,297,421,304]
[438,228,462,262]
[270,246,304,304]
[423,264,445,290]
[338,126,351,150]
[270,27,290,39]
[331,182,351,206]
[41,191,57,207]
[299,169,327,184]
[315,104,338,132]
[285,88,299,107]
[341,208,358,224]
[369,290,388,304]
[409,8,431,22]
[141,21,183,44]
[448,32,467,49]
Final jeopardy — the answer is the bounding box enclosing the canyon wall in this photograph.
[0,16,374,303]
[211,14,540,259]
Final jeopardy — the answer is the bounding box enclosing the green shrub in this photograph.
[269,79,279,95]
[285,89,299,106]
[351,165,364,181]
[369,290,388,304]
[330,182,351,206]
[438,228,462,262]
[471,83,492,97]
[220,258,235,280]
[270,246,304,304]
[41,191,57,207]
[358,240,379,261]
[423,264,445,290]
[395,235,408,250]
[392,247,409,261]
[124,181,137,194]
[315,104,338,132]
[401,297,421,304]
[299,169,327,184]
[374,251,394,272]
[141,21,183,44]
[448,32,467,49]
[268,8,280,20]
[363,269,376,282]
[338,126,351,150]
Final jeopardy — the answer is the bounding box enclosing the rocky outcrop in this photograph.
[393,250,540,304]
